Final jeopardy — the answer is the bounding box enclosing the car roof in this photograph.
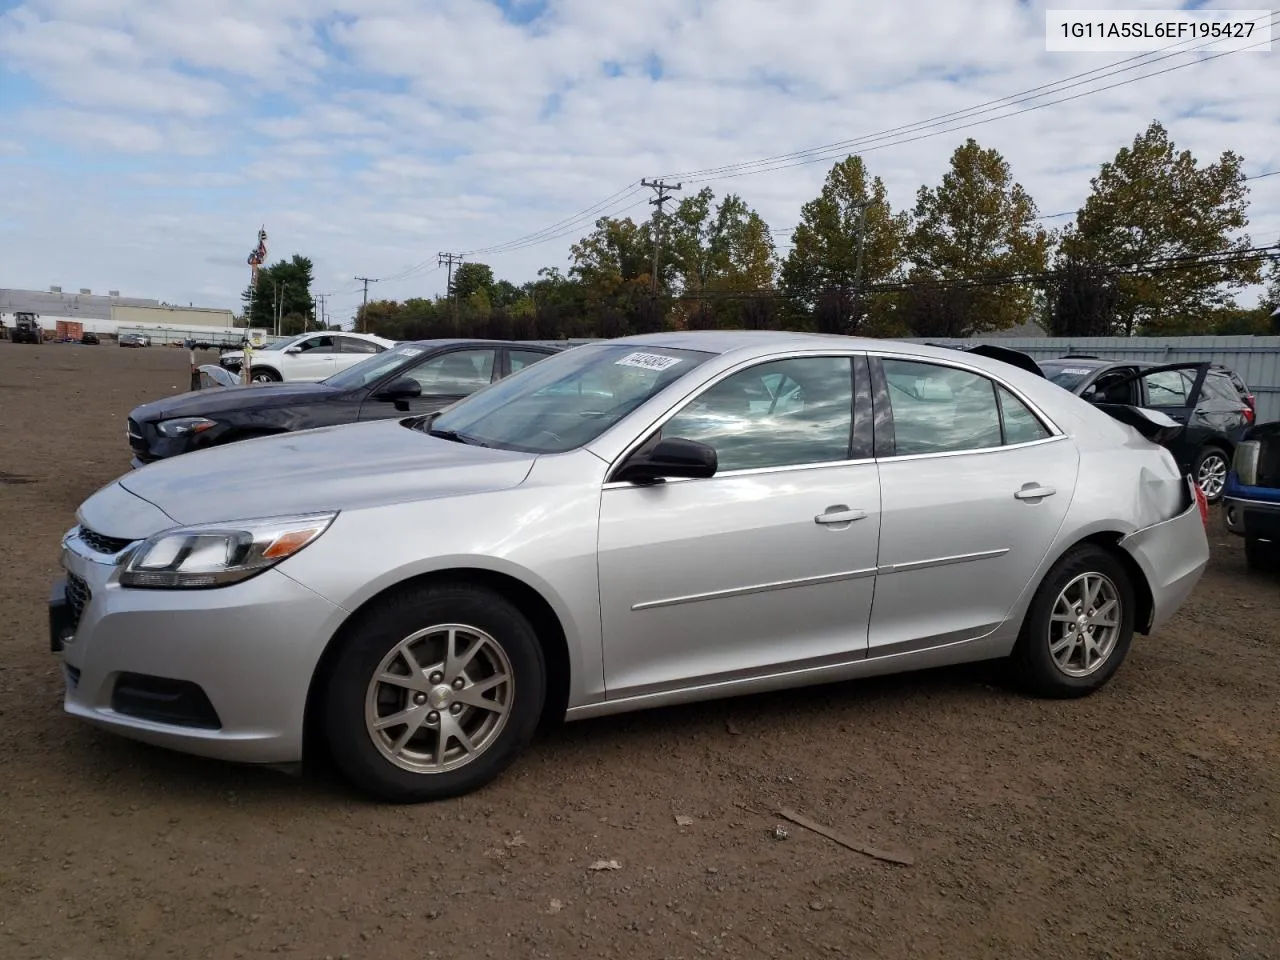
[396,338,563,349]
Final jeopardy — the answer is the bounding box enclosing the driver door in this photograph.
[597,354,882,699]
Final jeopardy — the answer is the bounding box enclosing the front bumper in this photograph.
[52,536,346,765]
[1120,478,1210,635]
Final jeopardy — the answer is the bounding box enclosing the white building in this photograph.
[1,286,235,342]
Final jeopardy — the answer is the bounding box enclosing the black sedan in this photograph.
[126,339,562,467]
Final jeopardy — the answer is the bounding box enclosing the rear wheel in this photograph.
[1012,545,1136,699]
[1193,446,1229,503]
[322,582,546,803]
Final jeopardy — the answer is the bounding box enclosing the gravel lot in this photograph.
[1,340,1277,960]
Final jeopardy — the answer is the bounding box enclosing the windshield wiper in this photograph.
[427,427,489,447]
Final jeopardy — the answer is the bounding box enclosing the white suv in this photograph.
[220,332,397,383]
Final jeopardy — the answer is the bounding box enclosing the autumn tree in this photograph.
[902,139,1050,337]
[781,156,908,334]
[665,189,777,328]
[1058,120,1257,336]
[1047,260,1120,336]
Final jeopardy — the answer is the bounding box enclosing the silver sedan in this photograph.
[51,331,1210,802]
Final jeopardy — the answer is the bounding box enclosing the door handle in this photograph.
[815,508,867,525]
[1014,484,1056,501]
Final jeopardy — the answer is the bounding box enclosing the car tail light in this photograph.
[1242,404,1255,424]
[1193,480,1209,528]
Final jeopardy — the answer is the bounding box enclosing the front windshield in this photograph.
[426,343,713,453]
[1039,362,1098,391]
[324,342,423,390]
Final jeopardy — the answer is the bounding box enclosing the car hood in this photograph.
[113,418,538,528]
[131,381,340,421]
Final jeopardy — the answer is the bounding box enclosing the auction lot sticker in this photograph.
[615,352,684,371]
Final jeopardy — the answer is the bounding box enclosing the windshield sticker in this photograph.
[615,352,683,371]
[397,347,424,357]
[1059,367,1093,376]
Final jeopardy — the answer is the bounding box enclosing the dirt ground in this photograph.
[0,340,1277,960]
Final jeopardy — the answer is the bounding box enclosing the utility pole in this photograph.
[641,179,682,295]
[437,253,463,310]
[848,198,875,333]
[354,276,378,332]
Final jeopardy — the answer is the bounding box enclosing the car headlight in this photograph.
[155,417,218,438]
[119,513,337,588]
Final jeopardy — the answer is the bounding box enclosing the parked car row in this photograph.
[55,332,1210,805]
[126,339,561,466]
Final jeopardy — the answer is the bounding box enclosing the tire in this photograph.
[322,581,547,803]
[1193,446,1229,504]
[250,367,281,383]
[1012,544,1136,699]
[1245,537,1280,572]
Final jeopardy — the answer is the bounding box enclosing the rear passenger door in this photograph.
[333,335,384,374]
[868,355,1079,657]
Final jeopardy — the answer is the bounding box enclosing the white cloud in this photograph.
[0,0,1276,319]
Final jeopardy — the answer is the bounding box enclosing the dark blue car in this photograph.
[1223,421,1280,569]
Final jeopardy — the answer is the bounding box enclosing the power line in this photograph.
[437,252,464,307]
[660,12,1279,183]
[459,182,648,257]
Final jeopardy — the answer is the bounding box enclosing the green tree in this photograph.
[904,139,1050,336]
[569,216,651,291]
[780,156,908,334]
[1059,120,1258,336]
[241,254,316,333]
[451,262,495,302]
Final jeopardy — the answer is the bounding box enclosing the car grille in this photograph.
[66,573,91,632]
[77,526,135,556]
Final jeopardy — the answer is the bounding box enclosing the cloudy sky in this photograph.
[0,0,1276,325]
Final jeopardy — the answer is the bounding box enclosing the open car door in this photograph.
[1084,362,1211,446]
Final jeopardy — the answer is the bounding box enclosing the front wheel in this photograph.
[1012,545,1136,699]
[1193,447,1229,504]
[322,582,546,803]
[250,366,281,383]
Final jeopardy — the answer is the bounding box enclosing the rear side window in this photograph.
[881,359,1002,455]
[880,359,1051,455]
[1202,374,1240,403]
[510,349,552,373]
[998,386,1051,444]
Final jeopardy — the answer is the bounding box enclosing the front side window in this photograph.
[425,343,713,453]
[324,343,431,390]
[881,359,1002,455]
[407,349,496,393]
[296,335,335,353]
[659,356,854,472]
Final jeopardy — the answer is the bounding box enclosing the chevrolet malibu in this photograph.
[51,331,1210,802]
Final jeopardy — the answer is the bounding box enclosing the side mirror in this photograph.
[373,377,423,402]
[284,346,302,355]
[615,437,718,485]
[1081,385,1099,402]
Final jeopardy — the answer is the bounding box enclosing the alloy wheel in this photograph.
[1047,572,1122,678]
[364,623,513,774]
[1197,453,1228,501]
